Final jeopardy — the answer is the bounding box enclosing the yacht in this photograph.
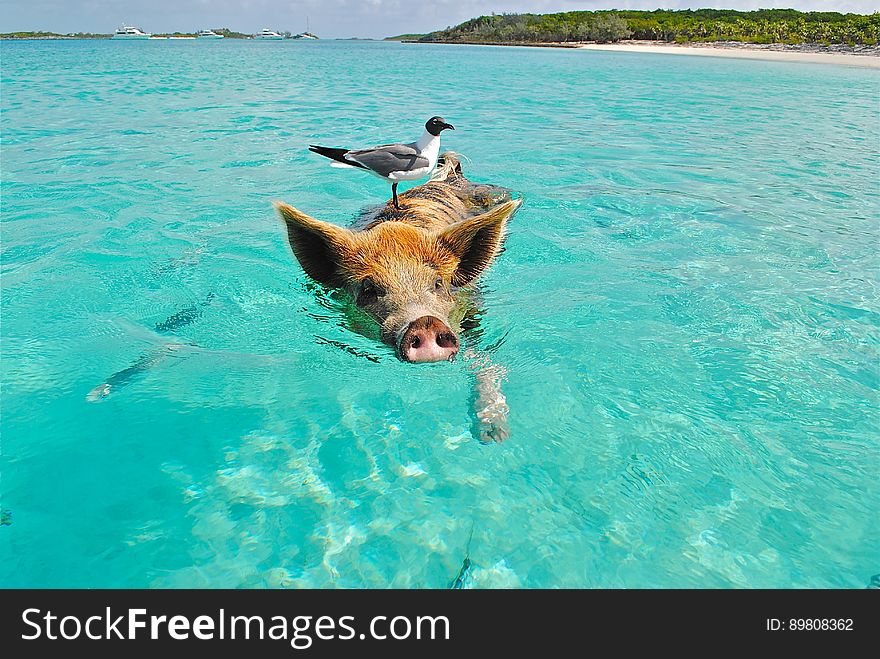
[112,25,151,39]
[197,29,224,39]
[291,18,318,40]
[254,28,284,40]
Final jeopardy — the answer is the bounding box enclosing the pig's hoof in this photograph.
[479,418,510,443]
[475,396,510,444]
[86,383,111,402]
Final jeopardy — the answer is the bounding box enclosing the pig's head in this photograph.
[275,200,520,363]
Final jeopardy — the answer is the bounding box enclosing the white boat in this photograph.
[254,28,284,40]
[295,17,318,40]
[197,29,224,39]
[112,25,151,39]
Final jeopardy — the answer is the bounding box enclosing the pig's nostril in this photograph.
[400,318,459,360]
[436,332,458,349]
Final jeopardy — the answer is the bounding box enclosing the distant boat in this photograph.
[112,25,151,39]
[292,16,318,40]
[197,29,224,39]
[254,28,284,40]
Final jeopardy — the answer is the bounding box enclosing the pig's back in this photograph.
[355,154,513,234]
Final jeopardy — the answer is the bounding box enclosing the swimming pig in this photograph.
[275,153,520,441]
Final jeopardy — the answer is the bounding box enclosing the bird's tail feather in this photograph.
[309,145,367,169]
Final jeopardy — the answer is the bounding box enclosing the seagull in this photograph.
[309,116,455,209]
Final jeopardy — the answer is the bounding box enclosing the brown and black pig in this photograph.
[275,154,520,441]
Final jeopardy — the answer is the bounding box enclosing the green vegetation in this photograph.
[211,28,251,39]
[1,31,111,39]
[384,33,427,41]
[421,9,880,45]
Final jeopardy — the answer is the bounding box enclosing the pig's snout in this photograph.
[399,316,459,363]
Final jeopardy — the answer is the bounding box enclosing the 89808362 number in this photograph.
[789,619,853,631]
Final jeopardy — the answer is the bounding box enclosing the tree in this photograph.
[591,14,632,43]
[418,9,879,46]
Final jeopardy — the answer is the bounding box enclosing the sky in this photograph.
[2,0,878,40]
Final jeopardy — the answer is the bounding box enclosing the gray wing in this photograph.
[345,142,429,177]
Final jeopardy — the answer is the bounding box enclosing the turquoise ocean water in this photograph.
[1,40,878,588]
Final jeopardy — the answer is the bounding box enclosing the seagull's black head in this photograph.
[426,116,455,136]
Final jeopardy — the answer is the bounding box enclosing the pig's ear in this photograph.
[439,199,521,287]
[274,202,352,287]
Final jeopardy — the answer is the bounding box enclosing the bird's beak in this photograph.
[442,123,455,131]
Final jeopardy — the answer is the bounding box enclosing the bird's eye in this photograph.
[434,276,444,291]
[357,279,379,306]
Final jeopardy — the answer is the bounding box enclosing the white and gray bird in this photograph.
[309,116,455,209]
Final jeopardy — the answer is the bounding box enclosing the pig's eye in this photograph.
[434,276,444,291]
[357,279,379,306]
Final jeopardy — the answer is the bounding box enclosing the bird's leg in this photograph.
[392,182,400,210]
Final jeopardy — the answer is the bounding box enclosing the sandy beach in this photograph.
[405,39,880,68]
[579,41,880,69]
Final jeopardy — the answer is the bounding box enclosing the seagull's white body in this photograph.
[385,131,441,181]
[310,116,454,209]
[329,130,441,182]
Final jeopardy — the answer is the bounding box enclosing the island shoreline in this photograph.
[580,41,880,68]
[402,39,880,68]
